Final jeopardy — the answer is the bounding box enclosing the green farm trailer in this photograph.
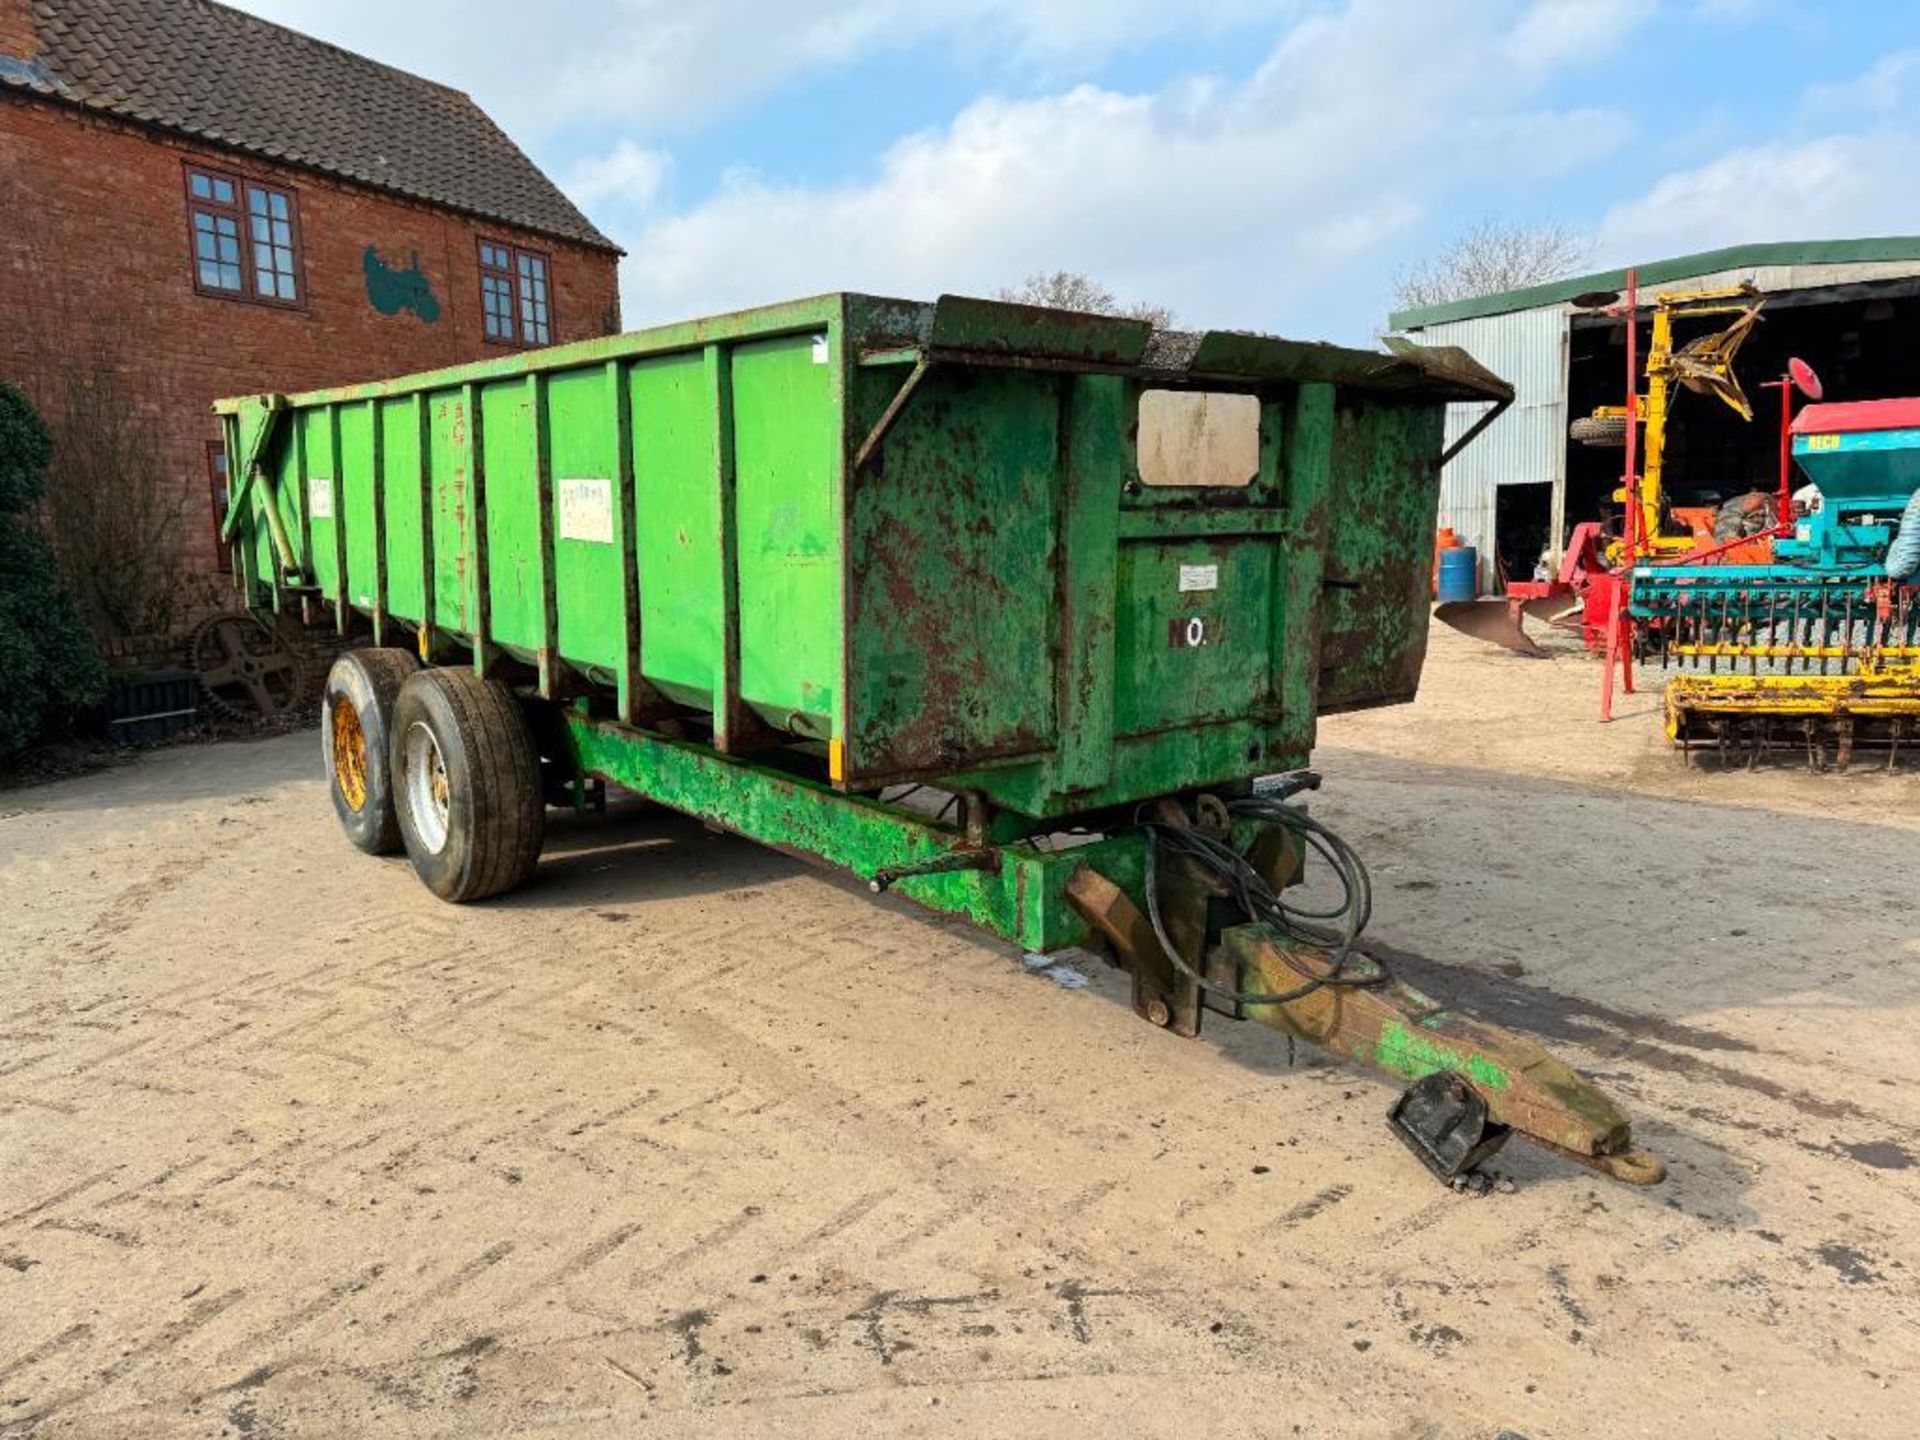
[216,292,1660,1187]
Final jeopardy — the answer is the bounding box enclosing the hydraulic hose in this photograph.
[1136,777,1390,1008]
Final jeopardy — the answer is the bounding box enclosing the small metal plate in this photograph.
[1137,390,1260,488]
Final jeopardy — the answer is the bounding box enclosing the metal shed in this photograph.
[1390,238,1920,592]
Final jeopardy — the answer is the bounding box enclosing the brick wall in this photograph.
[0,90,622,591]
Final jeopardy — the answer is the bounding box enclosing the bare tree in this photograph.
[1391,218,1591,312]
[996,270,1176,329]
[38,350,194,641]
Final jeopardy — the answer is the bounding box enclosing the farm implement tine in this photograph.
[1066,862,1664,1187]
[1433,599,1548,657]
[1520,595,1585,636]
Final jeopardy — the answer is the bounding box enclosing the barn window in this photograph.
[246,186,300,300]
[479,240,553,346]
[186,164,304,307]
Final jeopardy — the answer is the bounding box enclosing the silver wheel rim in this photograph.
[403,721,451,855]
[320,694,338,779]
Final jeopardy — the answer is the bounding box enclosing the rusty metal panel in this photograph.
[928,294,1150,364]
[842,363,1063,779]
[1315,398,1447,713]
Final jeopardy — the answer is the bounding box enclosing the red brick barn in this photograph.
[0,0,623,616]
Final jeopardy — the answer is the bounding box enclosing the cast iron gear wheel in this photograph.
[190,612,306,721]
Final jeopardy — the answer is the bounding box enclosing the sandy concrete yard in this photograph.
[2,623,1917,1438]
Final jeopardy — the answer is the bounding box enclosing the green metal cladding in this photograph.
[217,292,1508,822]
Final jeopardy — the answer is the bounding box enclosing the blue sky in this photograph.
[236,0,1920,342]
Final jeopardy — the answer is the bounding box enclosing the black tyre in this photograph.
[389,668,545,903]
[1569,413,1631,447]
[1713,491,1772,543]
[322,648,420,855]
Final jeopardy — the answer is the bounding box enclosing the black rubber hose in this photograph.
[1132,783,1389,1008]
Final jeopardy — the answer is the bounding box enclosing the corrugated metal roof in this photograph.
[1390,237,1920,331]
[3,0,620,253]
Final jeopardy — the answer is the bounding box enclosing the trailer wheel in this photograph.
[1569,413,1631,447]
[390,668,545,903]
[323,648,420,855]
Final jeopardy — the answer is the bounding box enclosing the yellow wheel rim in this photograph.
[332,697,370,812]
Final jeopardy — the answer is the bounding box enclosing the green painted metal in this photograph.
[926,294,1151,364]
[560,708,1124,954]
[217,291,1506,822]
[731,333,841,731]
[1317,398,1447,714]
[1373,1020,1513,1092]
[231,296,1667,1178]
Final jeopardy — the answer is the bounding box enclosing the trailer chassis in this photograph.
[560,706,1664,1188]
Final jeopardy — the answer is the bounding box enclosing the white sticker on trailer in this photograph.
[1178,563,1219,593]
[558,477,615,543]
[307,475,334,520]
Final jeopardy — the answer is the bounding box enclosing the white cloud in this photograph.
[1596,134,1920,260]
[1502,0,1658,68]
[618,0,1644,338]
[236,0,1300,137]
[1597,49,1920,262]
[563,140,669,210]
[1803,48,1920,123]
[228,0,1670,337]
[1689,0,1777,17]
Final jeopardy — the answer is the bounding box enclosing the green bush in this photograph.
[0,383,108,756]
